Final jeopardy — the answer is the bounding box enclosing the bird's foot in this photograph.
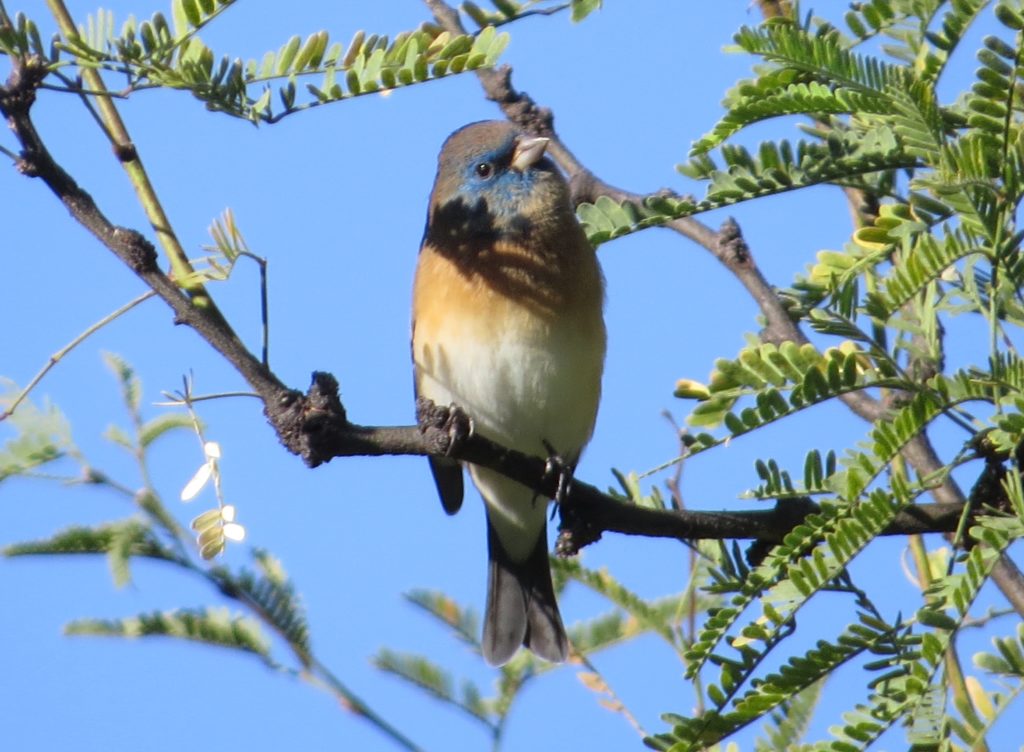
[416,397,473,457]
[541,440,574,508]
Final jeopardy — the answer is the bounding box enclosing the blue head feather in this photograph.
[424,120,575,256]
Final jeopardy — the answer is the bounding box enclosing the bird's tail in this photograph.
[482,514,568,666]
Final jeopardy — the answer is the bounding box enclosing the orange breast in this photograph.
[412,241,605,459]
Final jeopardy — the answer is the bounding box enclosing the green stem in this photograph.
[44,0,233,330]
[202,565,421,750]
[907,528,990,751]
[309,658,425,752]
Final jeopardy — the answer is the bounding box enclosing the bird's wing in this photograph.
[428,455,464,515]
[412,331,465,515]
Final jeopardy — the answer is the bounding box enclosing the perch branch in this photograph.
[423,0,1024,615]
[0,39,996,565]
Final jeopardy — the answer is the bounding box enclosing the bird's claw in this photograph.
[542,439,573,508]
[416,396,473,458]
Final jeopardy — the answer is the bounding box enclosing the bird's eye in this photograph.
[475,162,493,178]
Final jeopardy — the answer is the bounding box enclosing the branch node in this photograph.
[113,142,138,163]
[306,371,346,421]
[15,154,37,177]
[416,396,472,457]
[716,217,750,266]
[283,372,348,468]
[0,54,46,117]
[568,170,600,206]
[555,500,602,556]
[482,65,553,136]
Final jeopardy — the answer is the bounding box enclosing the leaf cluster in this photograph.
[1,366,324,726]
[6,1,1024,750]
[589,2,1024,749]
[0,0,509,124]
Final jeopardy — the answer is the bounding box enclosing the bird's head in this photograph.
[426,120,574,244]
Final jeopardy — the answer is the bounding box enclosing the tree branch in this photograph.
[423,1,885,415]
[1,56,298,432]
[421,0,1024,617]
[0,39,995,566]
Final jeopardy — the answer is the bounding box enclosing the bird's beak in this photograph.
[510,136,550,172]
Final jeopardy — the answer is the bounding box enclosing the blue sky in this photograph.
[1,2,1019,751]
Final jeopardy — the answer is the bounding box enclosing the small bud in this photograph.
[674,379,711,400]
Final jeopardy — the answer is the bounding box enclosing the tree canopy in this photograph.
[3,1,1024,750]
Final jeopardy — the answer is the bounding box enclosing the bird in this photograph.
[411,120,606,666]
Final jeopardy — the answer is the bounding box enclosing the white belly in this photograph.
[415,309,603,560]
[412,240,606,560]
[415,311,603,461]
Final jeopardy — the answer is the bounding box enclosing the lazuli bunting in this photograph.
[412,121,606,665]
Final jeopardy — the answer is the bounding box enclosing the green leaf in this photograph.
[138,412,195,448]
[181,0,201,29]
[554,558,677,646]
[404,589,479,646]
[974,622,1024,676]
[753,679,823,752]
[578,194,696,246]
[55,17,506,125]
[209,550,311,665]
[104,423,134,450]
[171,0,190,38]
[102,352,141,414]
[65,607,272,661]
[571,0,602,23]
[3,521,177,563]
[0,383,74,481]
[373,650,493,726]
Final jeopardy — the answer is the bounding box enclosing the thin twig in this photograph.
[0,289,156,422]
[902,454,991,752]
[39,80,130,99]
[237,250,270,367]
[48,70,120,140]
[487,3,572,27]
[309,658,424,752]
[574,653,648,738]
[154,391,260,406]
